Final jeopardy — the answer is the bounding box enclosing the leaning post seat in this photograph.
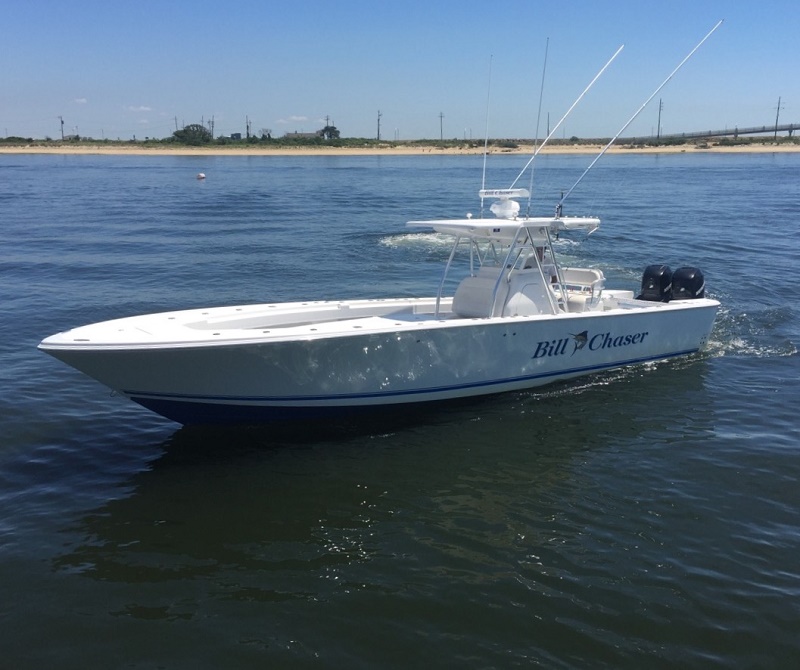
[451,266,509,318]
[558,267,606,312]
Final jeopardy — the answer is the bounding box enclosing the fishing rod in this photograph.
[508,43,625,191]
[556,19,724,210]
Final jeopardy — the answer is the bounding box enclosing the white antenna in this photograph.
[480,55,494,215]
[525,37,550,217]
[509,44,624,190]
[557,19,724,208]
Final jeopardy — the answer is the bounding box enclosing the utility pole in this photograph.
[439,112,444,141]
[657,99,663,139]
[59,115,64,140]
[377,110,382,141]
[774,96,784,141]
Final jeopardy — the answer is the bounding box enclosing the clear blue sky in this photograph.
[2,0,796,141]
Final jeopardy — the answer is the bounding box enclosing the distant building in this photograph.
[230,133,242,140]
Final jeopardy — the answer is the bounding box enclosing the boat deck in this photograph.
[39,290,713,352]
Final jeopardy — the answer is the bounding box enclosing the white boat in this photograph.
[39,185,718,425]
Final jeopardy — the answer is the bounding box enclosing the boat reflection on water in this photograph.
[39,360,733,665]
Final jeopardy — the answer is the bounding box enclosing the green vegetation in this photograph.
[615,135,799,150]
[172,123,212,145]
[0,136,35,144]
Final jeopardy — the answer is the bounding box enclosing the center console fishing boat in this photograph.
[39,185,718,425]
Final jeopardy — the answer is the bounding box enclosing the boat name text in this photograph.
[531,330,649,359]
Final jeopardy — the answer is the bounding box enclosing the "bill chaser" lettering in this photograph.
[531,330,649,359]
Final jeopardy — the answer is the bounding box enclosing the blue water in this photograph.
[1,152,798,668]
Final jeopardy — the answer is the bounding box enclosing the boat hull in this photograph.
[40,300,718,425]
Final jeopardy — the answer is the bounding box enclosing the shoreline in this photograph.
[1,143,798,157]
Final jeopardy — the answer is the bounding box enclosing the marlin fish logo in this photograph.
[570,330,588,355]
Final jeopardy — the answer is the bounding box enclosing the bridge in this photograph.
[629,123,799,143]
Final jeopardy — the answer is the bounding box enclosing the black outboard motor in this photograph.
[671,266,705,299]
[637,264,672,302]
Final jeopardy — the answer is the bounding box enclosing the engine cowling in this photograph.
[671,266,705,300]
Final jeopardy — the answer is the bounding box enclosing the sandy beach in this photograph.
[1,142,799,157]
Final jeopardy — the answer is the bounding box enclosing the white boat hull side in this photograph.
[40,300,718,424]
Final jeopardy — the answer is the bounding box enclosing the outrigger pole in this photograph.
[557,19,725,209]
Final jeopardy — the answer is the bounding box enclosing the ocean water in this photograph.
[0,151,798,668]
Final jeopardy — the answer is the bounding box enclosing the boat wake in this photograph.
[380,231,586,268]
[707,305,796,358]
[379,231,451,251]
